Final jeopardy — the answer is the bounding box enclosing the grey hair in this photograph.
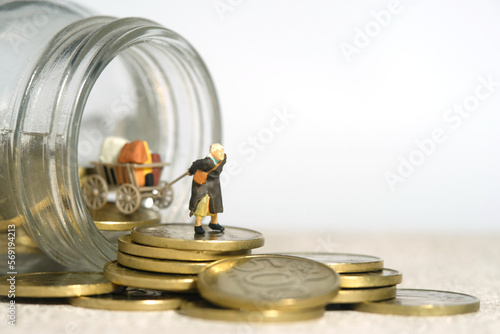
[209,143,224,153]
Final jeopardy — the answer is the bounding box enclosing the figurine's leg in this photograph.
[195,216,203,226]
[193,196,210,234]
[209,214,218,225]
[194,216,205,234]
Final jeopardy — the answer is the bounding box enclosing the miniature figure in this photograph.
[187,143,227,234]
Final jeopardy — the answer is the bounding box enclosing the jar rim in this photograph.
[15,16,222,270]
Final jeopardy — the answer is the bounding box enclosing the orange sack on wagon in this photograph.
[117,140,153,186]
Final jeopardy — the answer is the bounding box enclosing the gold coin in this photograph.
[353,288,480,316]
[90,203,161,231]
[339,269,402,288]
[68,287,185,311]
[0,272,116,298]
[179,299,325,322]
[117,251,210,274]
[131,223,265,251]
[198,255,340,311]
[276,252,383,273]
[329,286,397,304]
[103,261,198,292]
[118,235,250,261]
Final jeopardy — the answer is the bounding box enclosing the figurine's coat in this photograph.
[188,154,227,216]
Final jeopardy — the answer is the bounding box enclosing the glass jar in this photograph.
[0,1,222,271]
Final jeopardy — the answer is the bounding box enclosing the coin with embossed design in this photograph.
[0,272,116,297]
[276,252,383,273]
[353,288,480,315]
[118,235,250,261]
[197,255,340,311]
[132,223,265,251]
[179,299,326,322]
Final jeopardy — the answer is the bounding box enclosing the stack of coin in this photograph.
[275,252,479,316]
[276,252,402,305]
[102,223,265,294]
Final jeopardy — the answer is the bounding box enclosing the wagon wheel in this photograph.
[82,175,108,210]
[154,182,174,209]
[116,184,141,214]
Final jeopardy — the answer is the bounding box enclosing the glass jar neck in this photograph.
[8,16,221,270]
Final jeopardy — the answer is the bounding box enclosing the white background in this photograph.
[80,0,500,233]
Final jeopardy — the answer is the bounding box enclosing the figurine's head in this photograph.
[209,143,225,161]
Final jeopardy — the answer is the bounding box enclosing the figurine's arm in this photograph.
[187,161,196,176]
[187,158,209,175]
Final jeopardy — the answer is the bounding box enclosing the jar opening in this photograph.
[14,16,221,270]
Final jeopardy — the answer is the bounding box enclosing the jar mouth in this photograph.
[15,16,222,270]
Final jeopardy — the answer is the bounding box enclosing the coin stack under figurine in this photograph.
[103,223,265,293]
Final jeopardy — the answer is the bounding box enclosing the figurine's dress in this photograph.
[188,154,226,217]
